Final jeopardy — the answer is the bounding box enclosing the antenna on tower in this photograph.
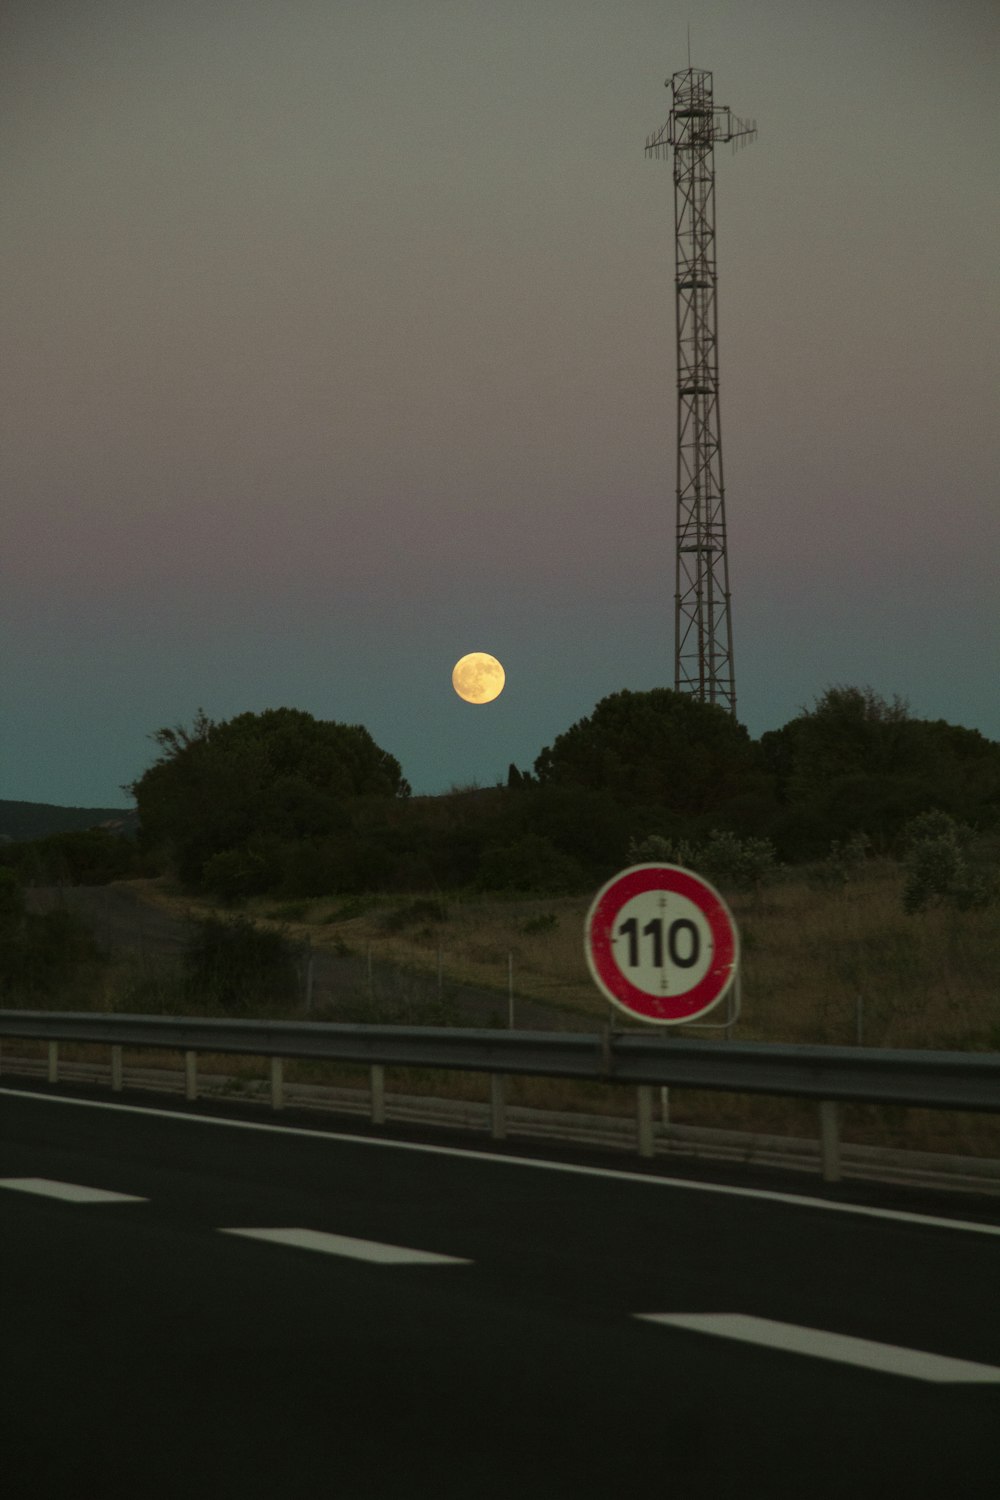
[645,68,756,719]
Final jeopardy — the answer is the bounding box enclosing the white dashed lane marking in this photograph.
[4,1170,996,1377]
[0,1177,147,1204]
[636,1312,1000,1383]
[219,1227,471,1265]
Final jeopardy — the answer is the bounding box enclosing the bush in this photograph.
[627,830,778,894]
[182,916,300,1014]
[0,828,140,886]
[901,813,998,914]
[0,872,107,1005]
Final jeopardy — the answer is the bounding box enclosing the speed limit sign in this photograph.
[585,863,739,1025]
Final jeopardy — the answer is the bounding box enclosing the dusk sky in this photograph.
[3,0,998,809]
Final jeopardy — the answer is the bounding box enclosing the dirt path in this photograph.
[25,884,586,1031]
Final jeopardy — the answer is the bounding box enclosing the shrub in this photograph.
[696,832,775,891]
[901,813,998,914]
[627,830,778,894]
[182,916,299,1014]
[0,873,106,1005]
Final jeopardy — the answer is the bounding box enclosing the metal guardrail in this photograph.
[2,1010,998,1182]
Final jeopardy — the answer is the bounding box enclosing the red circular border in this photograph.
[585,864,739,1023]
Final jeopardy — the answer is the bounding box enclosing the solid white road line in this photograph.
[219,1227,471,1265]
[636,1313,1000,1383]
[4,1086,1000,1241]
[0,1176,147,1205]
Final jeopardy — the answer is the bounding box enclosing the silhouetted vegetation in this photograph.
[128,707,410,894]
[0,869,107,1006]
[0,827,143,886]
[5,686,998,905]
[761,686,1000,856]
[182,916,300,1015]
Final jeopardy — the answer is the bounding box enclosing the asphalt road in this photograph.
[3,1082,1000,1499]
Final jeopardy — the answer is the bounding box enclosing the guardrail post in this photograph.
[184,1050,198,1101]
[600,1025,613,1076]
[111,1045,123,1093]
[490,1075,507,1140]
[48,1041,59,1084]
[636,1086,655,1158]
[370,1064,386,1125]
[270,1057,284,1112]
[819,1100,841,1182]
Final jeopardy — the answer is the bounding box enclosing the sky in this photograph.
[3,0,998,808]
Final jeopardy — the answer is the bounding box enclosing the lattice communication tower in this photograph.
[646,69,755,717]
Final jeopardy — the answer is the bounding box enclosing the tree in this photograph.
[129,707,410,890]
[533,689,760,823]
[760,687,907,795]
[761,686,1000,855]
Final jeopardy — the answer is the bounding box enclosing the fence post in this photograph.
[184,1050,198,1101]
[111,1045,123,1093]
[303,944,314,1015]
[819,1100,841,1182]
[47,1041,59,1084]
[370,1064,386,1124]
[636,1086,655,1158]
[490,1074,507,1140]
[270,1057,284,1112]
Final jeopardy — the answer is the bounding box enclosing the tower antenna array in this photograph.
[646,69,755,717]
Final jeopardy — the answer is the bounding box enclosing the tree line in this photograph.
[2,687,998,899]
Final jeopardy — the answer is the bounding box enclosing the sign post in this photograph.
[585,863,739,1026]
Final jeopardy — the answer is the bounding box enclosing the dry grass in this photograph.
[83,867,1000,1158]
[133,865,1000,1052]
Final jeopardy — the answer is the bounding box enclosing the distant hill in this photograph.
[0,800,139,843]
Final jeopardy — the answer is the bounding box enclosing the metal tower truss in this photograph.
[646,69,755,717]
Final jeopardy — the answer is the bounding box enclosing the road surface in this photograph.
[3,1080,999,1498]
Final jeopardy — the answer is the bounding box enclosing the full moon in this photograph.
[452,652,506,705]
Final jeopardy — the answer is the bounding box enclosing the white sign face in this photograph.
[609,888,715,997]
[585,864,739,1025]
